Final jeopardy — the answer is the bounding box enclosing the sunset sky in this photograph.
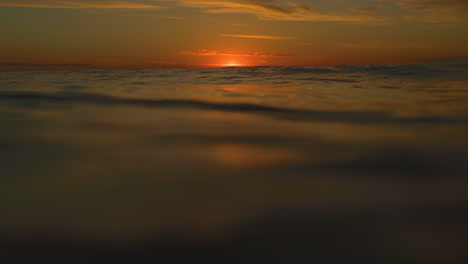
[1,0,468,70]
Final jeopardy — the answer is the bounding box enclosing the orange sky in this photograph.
[1,0,468,70]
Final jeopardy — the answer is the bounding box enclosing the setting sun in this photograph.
[222,61,243,67]
[213,58,248,68]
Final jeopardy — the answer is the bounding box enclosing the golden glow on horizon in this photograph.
[213,57,249,67]
[222,61,243,67]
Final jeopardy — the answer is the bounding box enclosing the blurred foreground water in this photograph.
[1,62,468,263]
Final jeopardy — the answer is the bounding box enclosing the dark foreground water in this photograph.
[1,62,468,263]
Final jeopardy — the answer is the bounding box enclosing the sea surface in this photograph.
[1,62,468,263]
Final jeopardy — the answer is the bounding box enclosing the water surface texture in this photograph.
[1,62,468,263]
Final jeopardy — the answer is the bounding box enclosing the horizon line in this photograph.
[1,59,467,72]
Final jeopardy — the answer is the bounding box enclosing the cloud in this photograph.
[0,62,92,67]
[179,49,293,57]
[221,34,295,40]
[229,23,258,27]
[352,6,380,13]
[336,40,467,49]
[337,40,422,49]
[383,0,468,22]
[4,0,464,23]
[0,0,160,9]
[171,0,301,15]
[384,0,468,12]
[160,0,382,22]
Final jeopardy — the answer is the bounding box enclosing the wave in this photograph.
[2,61,467,91]
[1,91,465,125]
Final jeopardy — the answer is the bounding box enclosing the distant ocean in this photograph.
[1,61,468,263]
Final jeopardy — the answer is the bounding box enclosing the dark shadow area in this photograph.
[1,206,467,264]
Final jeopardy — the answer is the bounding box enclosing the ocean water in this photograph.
[1,61,468,263]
